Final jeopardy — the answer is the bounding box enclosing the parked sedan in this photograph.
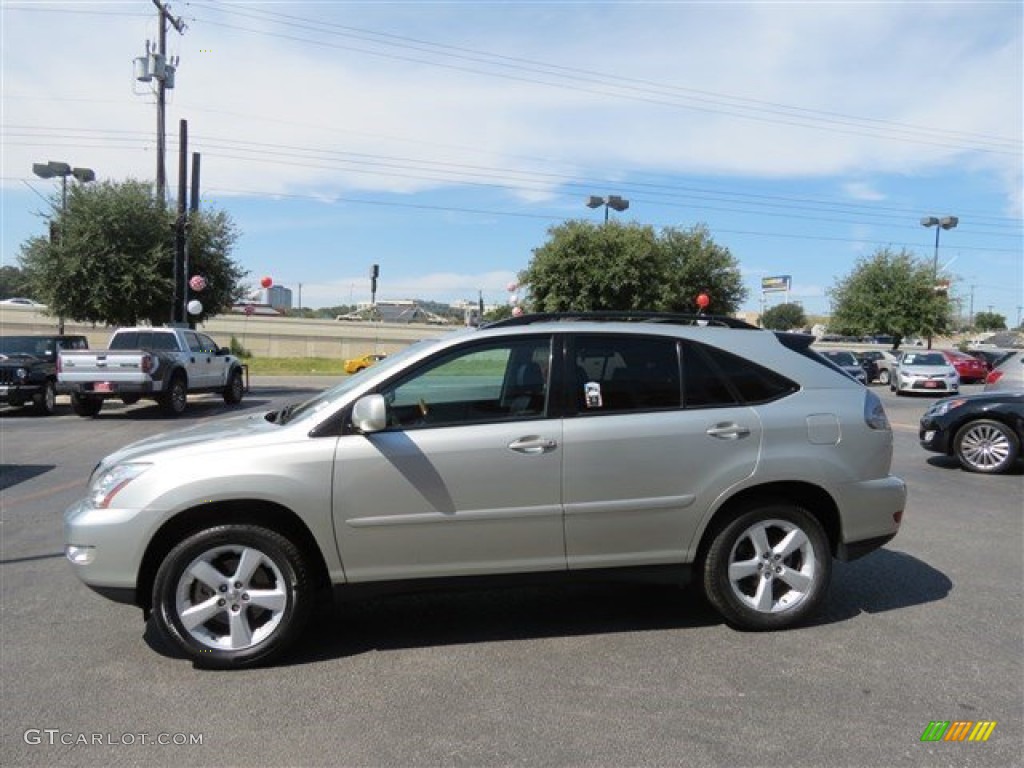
[891,351,959,396]
[940,350,989,384]
[920,391,1024,474]
[984,350,1024,392]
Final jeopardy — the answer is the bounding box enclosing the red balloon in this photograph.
[696,293,710,309]
[260,276,273,289]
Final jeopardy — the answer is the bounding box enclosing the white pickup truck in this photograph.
[58,326,246,417]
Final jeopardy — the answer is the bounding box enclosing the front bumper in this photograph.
[0,382,44,403]
[63,497,150,606]
[918,416,953,455]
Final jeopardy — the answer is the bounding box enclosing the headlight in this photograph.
[15,367,28,380]
[88,463,150,508]
[931,398,966,417]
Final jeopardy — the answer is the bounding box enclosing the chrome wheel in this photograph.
[175,544,288,651]
[726,519,818,614]
[955,419,1018,474]
[703,504,830,630]
[153,525,313,668]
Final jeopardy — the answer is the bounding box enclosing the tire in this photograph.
[703,503,832,631]
[152,525,313,669]
[160,373,188,417]
[120,395,140,405]
[954,419,1020,474]
[223,369,244,405]
[33,380,57,416]
[71,393,103,417]
[878,369,890,385]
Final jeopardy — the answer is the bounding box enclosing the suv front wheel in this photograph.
[703,503,831,631]
[152,525,313,669]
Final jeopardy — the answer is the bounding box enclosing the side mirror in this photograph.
[352,394,387,433]
[218,347,231,356]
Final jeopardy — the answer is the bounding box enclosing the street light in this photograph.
[586,194,629,223]
[33,160,96,334]
[920,215,958,349]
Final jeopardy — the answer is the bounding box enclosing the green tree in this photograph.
[973,311,1007,331]
[828,247,947,348]
[0,264,31,299]
[520,220,745,314]
[521,220,666,312]
[19,179,245,326]
[760,302,807,331]
[658,224,747,315]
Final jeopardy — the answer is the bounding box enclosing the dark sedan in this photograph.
[920,391,1024,474]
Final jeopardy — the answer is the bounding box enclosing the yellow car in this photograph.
[344,353,387,374]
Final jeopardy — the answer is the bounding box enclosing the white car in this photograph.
[0,297,45,308]
[891,351,959,396]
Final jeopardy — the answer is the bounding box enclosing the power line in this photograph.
[185,1,1018,154]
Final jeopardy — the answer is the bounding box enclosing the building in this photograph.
[260,285,293,310]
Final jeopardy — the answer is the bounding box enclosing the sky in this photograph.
[2,0,1022,325]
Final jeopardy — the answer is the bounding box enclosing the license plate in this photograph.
[94,382,114,393]
[0,386,8,395]
[923,381,938,388]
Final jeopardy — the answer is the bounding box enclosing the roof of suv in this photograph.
[485,311,758,329]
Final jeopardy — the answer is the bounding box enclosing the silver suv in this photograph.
[64,313,906,668]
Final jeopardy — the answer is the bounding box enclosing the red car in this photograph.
[941,350,988,384]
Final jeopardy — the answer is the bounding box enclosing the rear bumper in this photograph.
[63,380,160,397]
[833,475,906,561]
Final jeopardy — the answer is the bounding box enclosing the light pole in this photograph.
[920,215,958,349]
[32,160,96,334]
[586,194,629,223]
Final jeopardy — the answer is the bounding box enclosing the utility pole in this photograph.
[147,0,185,205]
[968,284,975,328]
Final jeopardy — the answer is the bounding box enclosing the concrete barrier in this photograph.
[0,305,456,358]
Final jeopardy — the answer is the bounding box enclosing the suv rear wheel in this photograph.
[703,503,831,630]
[152,525,313,669]
[160,373,188,417]
[71,393,103,417]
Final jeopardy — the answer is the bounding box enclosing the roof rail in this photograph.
[484,311,758,330]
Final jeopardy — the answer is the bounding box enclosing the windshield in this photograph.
[0,336,52,357]
[823,351,856,366]
[901,353,946,366]
[276,338,443,425]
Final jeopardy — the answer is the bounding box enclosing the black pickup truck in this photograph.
[0,335,89,415]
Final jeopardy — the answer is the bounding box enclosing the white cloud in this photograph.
[843,183,886,202]
[3,2,1019,198]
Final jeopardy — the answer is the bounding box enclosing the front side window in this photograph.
[380,336,551,428]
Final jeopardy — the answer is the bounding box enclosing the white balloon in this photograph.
[187,299,203,315]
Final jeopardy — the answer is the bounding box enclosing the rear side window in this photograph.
[572,335,681,414]
[687,342,798,406]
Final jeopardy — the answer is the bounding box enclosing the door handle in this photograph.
[508,436,558,454]
[705,423,751,440]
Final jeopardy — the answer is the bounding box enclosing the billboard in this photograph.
[761,275,792,292]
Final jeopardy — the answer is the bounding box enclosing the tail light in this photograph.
[141,354,153,374]
[56,356,62,374]
[986,370,1003,385]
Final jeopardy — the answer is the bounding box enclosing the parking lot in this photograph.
[1,379,1021,767]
